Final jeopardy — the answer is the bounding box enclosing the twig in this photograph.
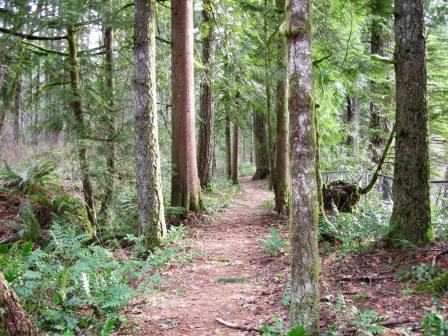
[380,318,412,328]
[216,317,261,333]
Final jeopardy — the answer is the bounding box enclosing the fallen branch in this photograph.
[216,317,261,333]
[336,275,395,282]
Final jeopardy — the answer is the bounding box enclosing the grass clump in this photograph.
[217,277,248,284]
[259,227,286,257]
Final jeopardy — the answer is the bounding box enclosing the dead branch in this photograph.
[216,317,261,333]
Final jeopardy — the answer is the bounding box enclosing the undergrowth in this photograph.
[202,178,240,213]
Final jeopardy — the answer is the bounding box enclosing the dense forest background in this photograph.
[0,0,447,335]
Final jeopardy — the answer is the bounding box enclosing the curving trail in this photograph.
[125,176,288,335]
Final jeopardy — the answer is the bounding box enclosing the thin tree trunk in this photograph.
[0,272,44,336]
[133,0,167,248]
[67,27,96,226]
[287,0,320,333]
[252,112,270,180]
[369,0,391,163]
[225,115,232,179]
[232,121,239,185]
[264,0,275,188]
[198,0,214,189]
[13,74,21,161]
[274,80,289,214]
[99,0,116,215]
[389,0,431,246]
[170,0,202,211]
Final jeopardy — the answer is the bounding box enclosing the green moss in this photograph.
[418,272,448,296]
[217,277,248,284]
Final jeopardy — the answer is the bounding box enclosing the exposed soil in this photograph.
[121,177,288,335]
[120,177,447,335]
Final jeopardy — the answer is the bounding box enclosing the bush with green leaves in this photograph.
[399,263,443,283]
[422,310,448,336]
[259,227,286,257]
[322,199,391,252]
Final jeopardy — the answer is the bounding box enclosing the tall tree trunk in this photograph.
[225,115,232,179]
[100,0,116,215]
[232,121,239,185]
[287,0,320,333]
[264,0,275,188]
[252,112,270,180]
[134,0,167,248]
[170,0,202,212]
[389,0,432,246]
[0,272,44,336]
[67,27,96,226]
[274,0,288,215]
[198,0,214,189]
[13,74,21,161]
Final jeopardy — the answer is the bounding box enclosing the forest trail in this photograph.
[126,176,288,335]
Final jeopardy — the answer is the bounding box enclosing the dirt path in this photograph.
[126,177,288,335]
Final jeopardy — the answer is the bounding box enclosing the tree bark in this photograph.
[232,121,239,185]
[389,0,432,246]
[13,73,21,161]
[198,0,214,189]
[170,0,202,211]
[134,0,167,248]
[274,0,289,215]
[252,112,270,180]
[0,272,44,336]
[100,0,116,216]
[286,0,320,333]
[67,27,96,226]
[274,80,289,215]
[225,116,232,179]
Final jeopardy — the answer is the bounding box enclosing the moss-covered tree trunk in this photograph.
[170,0,202,212]
[67,27,96,226]
[133,0,166,248]
[252,112,270,180]
[388,0,432,246]
[0,272,44,336]
[198,0,214,188]
[274,0,289,215]
[225,115,232,179]
[286,0,320,333]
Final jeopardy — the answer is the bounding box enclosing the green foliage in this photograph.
[202,178,240,213]
[259,227,286,257]
[399,263,443,283]
[261,316,308,336]
[0,161,57,196]
[18,199,41,242]
[322,293,388,335]
[422,310,448,336]
[323,199,391,252]
[418,272,448,295]
[0,223,136,334]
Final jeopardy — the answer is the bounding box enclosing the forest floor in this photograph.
[120,176,448,336]
[121,176,289,335]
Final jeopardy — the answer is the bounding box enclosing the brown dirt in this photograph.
[121,177,448,336]
[122,177,289,335]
